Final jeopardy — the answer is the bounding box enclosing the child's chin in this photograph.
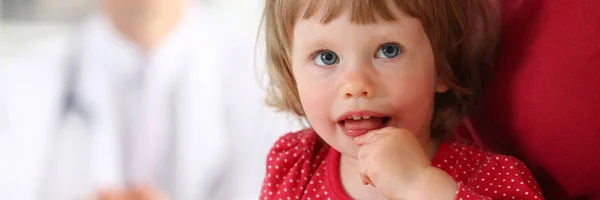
[338,145,360,159]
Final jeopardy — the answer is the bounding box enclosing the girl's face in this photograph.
[291,6,448,158]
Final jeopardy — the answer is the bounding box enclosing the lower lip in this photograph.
[340,127,371,138]
[338,118,390,138]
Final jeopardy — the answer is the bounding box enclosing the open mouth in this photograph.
[338,116,391,137]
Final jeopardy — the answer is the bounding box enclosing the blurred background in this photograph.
[0,0,300,199]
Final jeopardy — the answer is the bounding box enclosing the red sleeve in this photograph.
[259,129,325,200]
[455,155,544,199]
[435,144,544,199]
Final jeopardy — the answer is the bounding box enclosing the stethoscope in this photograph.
[60,27,93,128]
[59,25,190,132]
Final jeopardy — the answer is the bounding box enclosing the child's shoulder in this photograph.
[268,128,323,152]
[261,129,330,198]
[264,128,328,167]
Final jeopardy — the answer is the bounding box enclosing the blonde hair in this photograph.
[262,0,499,138]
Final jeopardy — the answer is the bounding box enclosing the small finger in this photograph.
[354,127,395,145]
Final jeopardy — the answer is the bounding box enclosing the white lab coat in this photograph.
[0,3,298,200]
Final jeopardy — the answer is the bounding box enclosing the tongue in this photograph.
[344,117,384,131]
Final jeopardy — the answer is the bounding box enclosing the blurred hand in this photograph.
[96,185,169,200]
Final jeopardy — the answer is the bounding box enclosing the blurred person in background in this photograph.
[0,0,296,199]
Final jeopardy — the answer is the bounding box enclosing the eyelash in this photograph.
[307,41,405,62]
[377,41,404,54]
[309,48,330,62]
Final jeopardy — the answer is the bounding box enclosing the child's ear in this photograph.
[435,78,449,93]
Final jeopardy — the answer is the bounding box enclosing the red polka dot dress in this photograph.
[260,129,544,200]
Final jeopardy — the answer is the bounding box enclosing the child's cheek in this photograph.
[297,78,336,132]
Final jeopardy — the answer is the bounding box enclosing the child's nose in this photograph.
[340,67,375,99]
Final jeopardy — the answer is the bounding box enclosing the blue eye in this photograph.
[375,44,401,59]
[313,50,339,66]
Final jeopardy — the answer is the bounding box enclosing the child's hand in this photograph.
[353,127,457,200]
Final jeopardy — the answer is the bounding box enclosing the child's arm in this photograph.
[354,127,544,200]
[404,155,543,200]
[449,154,544,200]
